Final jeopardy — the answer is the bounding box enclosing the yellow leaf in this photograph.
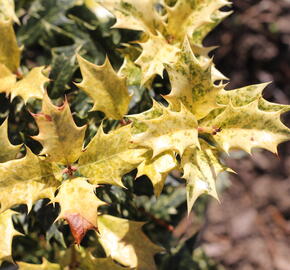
[0,210,20,264]
[98,215,162,270]
[78,125,146,187]
[0,0,19,23]
[53,178,105,244]
[11,66,50,103]
[0,118,20,163]
[0,64,16,94]
[164,38,223,120]
[137,151,177,196]
[0,19,20,72]
[202,100,290,154]
[76,55,131,119]
[0,147,59,211]
[181,141,229,212]
[135,33,180,84]
[132,103,199,157]
[18,258,60,270]
[32,93,86,165]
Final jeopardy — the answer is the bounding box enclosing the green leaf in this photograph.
[98,215,162,270]
[76,54,131,120]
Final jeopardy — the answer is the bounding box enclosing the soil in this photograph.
[201,1,290,269]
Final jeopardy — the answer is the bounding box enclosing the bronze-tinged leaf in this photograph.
[10,66,50,103]
[78,125,146,187]
[0,210,20,264]
[0,19,20,72]
[98,215,162,270]
[0,64,16,94]
[32,92,86,165]
[18,258,60,270]
[76,55,131,120]
[0,147,59,212]
[0,118,20,163]
[53,178,106,244]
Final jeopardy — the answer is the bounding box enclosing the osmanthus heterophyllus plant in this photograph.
[0,0,289,269]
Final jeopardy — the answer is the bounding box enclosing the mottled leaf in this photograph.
[18,258,60,270]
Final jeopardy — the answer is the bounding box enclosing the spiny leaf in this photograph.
[0,0,19,23]
[60,246,129,270]
[181,141,229,212]
[53,178,105,244]
[201,100,290,154]
[78,125,146,187]
[217,82,290,113]
[0,118,20,163]
[98,215,162,270]
[76,55,131,120]
[164,0,231,44]
[10,66,50,103]
[98,0,163,34]
[137,151,177,196]
[18,258,60,270]
[0,210,20,264]
[0,147,59,212]
[131,103,199,157]
[0,63,16,93]
[118,56,142,86]
[135,33,180,84]
[32,93,86,165]
[164,38,223,120]
[0,19,20,72]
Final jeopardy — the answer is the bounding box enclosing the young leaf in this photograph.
[0,64,16,94]
[78,125,146,187]
[164,38,223,120]
[0,210,19,264]
[98,215,162,270]
[132,103,199,157]
[0,118,20,163]
[76,55,131,120]
[137,151,177,196]
[201,100,290,154]
[18,258,60,270]
[53,178,105,244]
[181,141,229,212]
[32,93,86,165]
[10,67,50,103]
[0,19,20,72]
[0,147,59,211]
[135,33,180,84]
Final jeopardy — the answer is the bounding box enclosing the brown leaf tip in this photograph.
[65,213,96,245]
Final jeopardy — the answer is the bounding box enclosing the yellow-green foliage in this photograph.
[0,0,289,269]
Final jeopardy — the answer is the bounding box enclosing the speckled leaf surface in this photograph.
[32,93,86,165]
[135,33,180,84]
[0,210,19,263]
[78,125,146,187]
[76,55,131,119]
[0,20,20,72]
[181,141,228,212]
[98,215,162,270]
[132,104,199,157]
[53,178,105,244]
[10,66,50,103]
[0,64,16,94]
[0,148,59,211]
[137,151,177,196]
[202,100,290,154]
[164,38,223,120]
[18,258,61,270]
[0,119,20,163]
